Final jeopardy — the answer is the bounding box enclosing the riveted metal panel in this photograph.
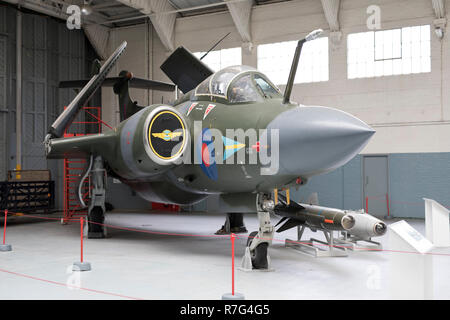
[0,35,6,180]
[0,37,5,110]
[22,13,47,169]
[0,7,5,35]
[0,9,94,207]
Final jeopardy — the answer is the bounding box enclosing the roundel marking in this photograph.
[196,128,218,181]
[148,110,186,160]
[202,143,211,167]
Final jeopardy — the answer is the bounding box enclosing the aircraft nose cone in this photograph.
[267,106,375,176]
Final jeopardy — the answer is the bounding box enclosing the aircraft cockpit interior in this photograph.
[194,65,282,103]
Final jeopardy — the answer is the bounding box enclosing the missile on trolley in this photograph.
[345,210,387,239]
[273,193,387,238]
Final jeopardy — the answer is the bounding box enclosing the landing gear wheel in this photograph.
[88,206,105,238]
[247,231,269,269]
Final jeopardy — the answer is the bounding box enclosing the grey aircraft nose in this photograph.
[267,106,375,176]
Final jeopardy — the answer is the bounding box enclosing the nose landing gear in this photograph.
[240,194,275,271]
[87,156,107,239]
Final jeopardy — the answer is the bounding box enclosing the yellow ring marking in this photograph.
[148,110,186,160]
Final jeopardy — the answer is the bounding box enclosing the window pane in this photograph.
[193,47,242,72]
[347,25,430,79]
[257,37,329,85]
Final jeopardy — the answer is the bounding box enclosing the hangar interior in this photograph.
[1,0,450,300]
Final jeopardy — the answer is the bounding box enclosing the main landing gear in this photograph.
[87,156,107,239]
[240,194,275,271]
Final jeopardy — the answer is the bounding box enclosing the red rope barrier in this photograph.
[0,267,143,300]
[4,210,450,257]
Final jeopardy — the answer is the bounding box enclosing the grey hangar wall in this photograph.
[293,153,450,219]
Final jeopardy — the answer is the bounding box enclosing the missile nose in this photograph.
[267,106,375,176]
[374,222,387,236]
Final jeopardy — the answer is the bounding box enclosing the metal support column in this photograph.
[15,9,22,175]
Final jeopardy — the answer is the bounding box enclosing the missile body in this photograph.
[274,203,355,232]
[274,201,387,238]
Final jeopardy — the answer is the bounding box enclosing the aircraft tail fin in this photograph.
[161,46,213,94]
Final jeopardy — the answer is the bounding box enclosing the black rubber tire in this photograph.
[105,202,114,212]
[89,206,105,233]
[246,231,269,269]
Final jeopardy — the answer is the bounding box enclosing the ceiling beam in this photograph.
[3,0,69,20]
[431,0,446,39]
[3,0,111,58]
[5,0,110,24]
[91,2,126,10]
[224,0,253,43]
[432,0,445,18]
[320,0,340,32]
[84,23,110,60]
[320,0,341,48]
[116,0,176,52]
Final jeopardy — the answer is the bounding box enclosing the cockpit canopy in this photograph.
[194,65,282,103]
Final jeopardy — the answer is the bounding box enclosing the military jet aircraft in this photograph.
[44,29,383,269]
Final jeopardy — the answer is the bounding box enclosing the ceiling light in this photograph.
[81,0,93,15]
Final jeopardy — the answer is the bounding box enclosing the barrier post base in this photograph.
[222,293,245,300]
[73,261,91,272]
[0,244,12,252]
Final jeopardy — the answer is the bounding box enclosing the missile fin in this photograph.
[276,218,302,233]
[275,216,288,227]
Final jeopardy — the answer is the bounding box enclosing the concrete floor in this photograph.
[0,211,449,300]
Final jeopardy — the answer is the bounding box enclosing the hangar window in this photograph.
[347,25,431,79]
[257,37,329,85]
[193,47,242,72]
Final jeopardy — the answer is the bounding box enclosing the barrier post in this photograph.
[365,197,369,213]
[72,216,91,271]
[3,209,6,244]
[222,233,244,300]
[231,233,235,295]
[80,217,84,263]
[384,193,393,219]
[0,209,12,251]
